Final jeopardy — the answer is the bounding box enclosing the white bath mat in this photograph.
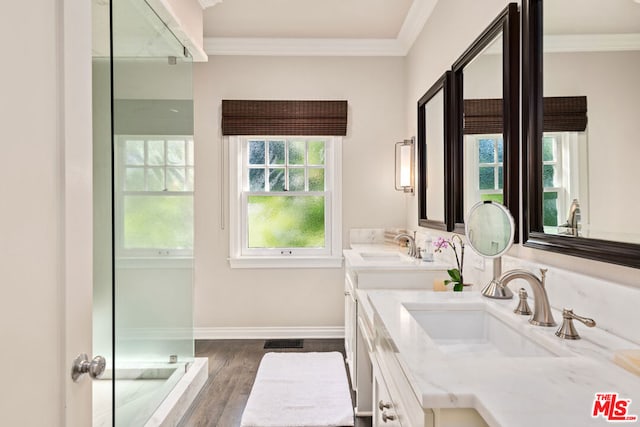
[240,352,355,427]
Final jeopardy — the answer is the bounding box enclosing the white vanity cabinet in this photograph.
[343,249,449,417]
[371,314,488,427]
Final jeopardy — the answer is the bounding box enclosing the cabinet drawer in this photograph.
[375,322,433,427]
[372,358,402,427]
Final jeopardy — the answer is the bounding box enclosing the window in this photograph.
[116,136,194,257]
[476,136,504,203]
[542,134,564,228]
[229,136,342,268]
[541,132,587,232]
[464,134,504,211]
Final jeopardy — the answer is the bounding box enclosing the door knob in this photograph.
[71,353,106,382]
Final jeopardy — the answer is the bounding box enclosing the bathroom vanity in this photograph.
[360,289,640,427]
[343,246,449,416]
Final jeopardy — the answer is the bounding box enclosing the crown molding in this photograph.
[397,0,438,51]
[199,0,223,9]
[203,0,436,57]
[544,33,640,53]
[204,37,407,56]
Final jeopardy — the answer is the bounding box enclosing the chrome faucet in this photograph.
[482,268,556,327]
[394,232,417,258]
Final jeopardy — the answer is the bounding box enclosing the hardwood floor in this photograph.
[178,339,372,427]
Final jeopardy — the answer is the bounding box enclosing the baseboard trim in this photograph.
[194,326,345,340]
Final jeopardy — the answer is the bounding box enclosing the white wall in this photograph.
[405,0,640,287]
[193,56,406,332]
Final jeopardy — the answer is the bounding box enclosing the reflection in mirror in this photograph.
[523,0,640,268]
[462,34,504,213]
[466,200,515,298]
[425,91,445,220]
[466,201,515,258]
[452,3,520,240]
[418,72,453,231]
[543,0,640,243]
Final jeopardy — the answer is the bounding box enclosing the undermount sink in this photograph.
[405,303,569,358]
[358,252,412,263]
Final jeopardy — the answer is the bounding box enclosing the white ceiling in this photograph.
[202,0,438,56]
[95,0,640,59]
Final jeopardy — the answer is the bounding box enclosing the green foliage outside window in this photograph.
[124,195,193,249]
[480,194,504,203]
[248,196,325,248]
[543,192,559,227]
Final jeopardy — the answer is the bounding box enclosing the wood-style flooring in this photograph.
[178,339,372,427]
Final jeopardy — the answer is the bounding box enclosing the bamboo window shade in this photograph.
[221,100,348,136]
[463,96,587,134]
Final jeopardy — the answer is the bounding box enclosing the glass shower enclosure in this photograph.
[93,0,194,425]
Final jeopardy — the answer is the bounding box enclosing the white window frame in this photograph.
[542,132,587,231]
[464,134,504,211]
[542,133,565,229]
[115,135,194,260]
[229,136,343,268]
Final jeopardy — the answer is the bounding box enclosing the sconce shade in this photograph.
[395,138,415,193]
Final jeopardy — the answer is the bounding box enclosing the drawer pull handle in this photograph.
[378,400,392,410]
[382,411,397,422]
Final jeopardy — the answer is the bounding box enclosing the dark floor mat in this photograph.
[263,339,304,349]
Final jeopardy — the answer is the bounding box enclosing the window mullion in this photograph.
[284,140,289,192]
[304,140,309,191]
[163,139,168,191]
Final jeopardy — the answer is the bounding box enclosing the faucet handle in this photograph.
[555,308,596,340]
[514,288,532,315]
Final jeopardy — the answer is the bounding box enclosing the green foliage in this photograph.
[480,193,504,203]
[543,192,559,227]
[248,196,325,248]
[445,268,464,292]
[124,195,193,249]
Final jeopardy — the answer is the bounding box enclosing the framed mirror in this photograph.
[523,0,640,268]
[418,71,454,231]
[451,3,520,240]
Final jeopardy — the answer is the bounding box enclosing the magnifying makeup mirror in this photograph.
[465,201,515,297]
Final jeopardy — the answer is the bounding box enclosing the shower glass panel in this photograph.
[92,0,113,425]
[111,0,194,425]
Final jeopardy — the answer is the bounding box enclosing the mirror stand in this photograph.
[482,258,514,299]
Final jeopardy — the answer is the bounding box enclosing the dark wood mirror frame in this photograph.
[522,0,640,269]
[418,71,454,231]
[451,3,520,241]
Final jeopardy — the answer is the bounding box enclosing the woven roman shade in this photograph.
[542,96,587,132]
[463,96,587,134]
[464,98,503,135]
[221,100,348,136]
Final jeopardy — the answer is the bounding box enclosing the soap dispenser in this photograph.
[421,237,433,262]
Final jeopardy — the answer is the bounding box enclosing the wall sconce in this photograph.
[395,137,415,194]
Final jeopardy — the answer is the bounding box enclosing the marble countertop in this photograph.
[344,244,451,271]
[364,289,640,427]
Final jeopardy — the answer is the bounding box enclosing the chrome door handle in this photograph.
[72,353,106,382]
